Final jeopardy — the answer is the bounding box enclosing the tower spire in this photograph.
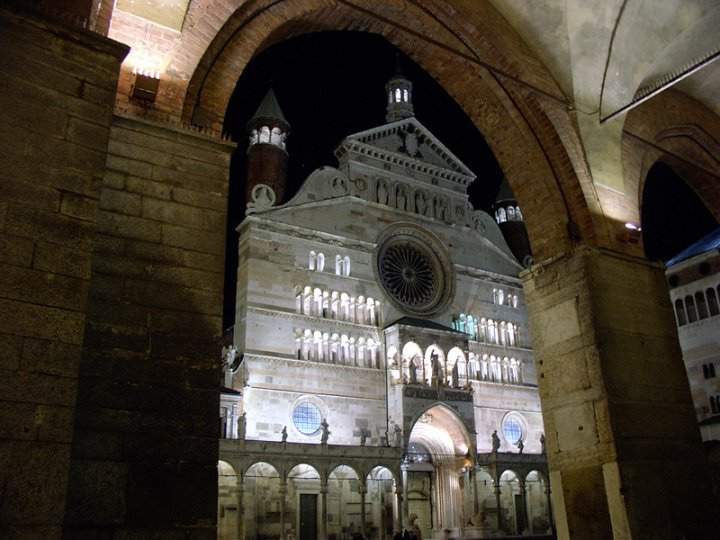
[385,54,414,123]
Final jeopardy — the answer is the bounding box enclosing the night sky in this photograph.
[641,162,718,262]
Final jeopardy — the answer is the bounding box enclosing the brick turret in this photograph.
[245,88,290,206]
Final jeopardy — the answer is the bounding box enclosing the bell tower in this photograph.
[245,88,290,206]
[492,178,533,267]
[385,57,414,123]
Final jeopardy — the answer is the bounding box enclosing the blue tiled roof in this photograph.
[666,227,720,266]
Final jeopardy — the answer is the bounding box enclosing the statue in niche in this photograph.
[408,359,417,384]
[415,191,427,215]
[431,351,443,386]
[516,439,524,454]
[281,426,288,443]
[540,432,546,454]
[396,186,407,210]
[491,430,500,453]
[435,197,446,221]
[238,412,247,440]
[377,180,388,204]
[360,429,368,446]
[320,419,330,445]
[451,362,459,388]
[394,424,403,448]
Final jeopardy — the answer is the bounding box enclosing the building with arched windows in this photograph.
[666,229,720,443]
[219,73,551,538]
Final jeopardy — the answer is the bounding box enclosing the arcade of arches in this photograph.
[1,1,720,539]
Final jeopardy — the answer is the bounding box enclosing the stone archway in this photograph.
[406,404,473,536]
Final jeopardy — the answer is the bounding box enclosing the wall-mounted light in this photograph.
[617,222,642,243]
[130,69,160,102]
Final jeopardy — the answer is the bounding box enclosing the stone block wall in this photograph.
[63,115,234,538]
[0,6,127,539]
[523,246,719,539]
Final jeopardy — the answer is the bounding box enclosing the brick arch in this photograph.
[624,90,720,222]
[183,0,598,261]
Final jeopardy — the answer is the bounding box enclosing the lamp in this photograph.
[130,71,160,102]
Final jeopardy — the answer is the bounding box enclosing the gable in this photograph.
[337,117,476,182]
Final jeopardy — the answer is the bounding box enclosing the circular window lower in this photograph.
[292,402,322,435]
[501,412,527,446]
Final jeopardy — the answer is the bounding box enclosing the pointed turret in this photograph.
[492,178,533,267]
[385,56,414,123]
[245,88,291,207]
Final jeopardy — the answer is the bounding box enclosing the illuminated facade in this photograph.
[218,75,551,539]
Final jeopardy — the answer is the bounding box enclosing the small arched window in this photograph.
[711,396,718,414]
[675,299,687,326]
[497,207,506,223]
[259,126,271,143]
[695,291,709,319]
[343,256,351,277]
[309,251,316,270]
[498,290,505,306]
[515,207,523,221]
[703,364,710,379]
[685,295,698,323]
[710,363,716,378]
[317,253,325,272]
[395,88,402,102]
[507,206,516,220]
[706,288,719,316]
[335,254,343,275]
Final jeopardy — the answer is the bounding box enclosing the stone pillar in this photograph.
[279,480,288,540]
[493,482,503,532]
[470,468,480,517]
[518,478,529,534]
[395,485,404,531]
[359,480,367,537]
[544,480,554,531]
[235,480,245,540]
[523,246,720,539]
[320,480,328,540]
[401,464,410,522]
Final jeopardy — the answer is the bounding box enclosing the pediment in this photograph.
[338,117,475,179]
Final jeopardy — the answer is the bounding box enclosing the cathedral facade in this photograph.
[218,76,551,539]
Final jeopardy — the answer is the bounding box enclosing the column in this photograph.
[395,484,404,532]
[320,479,328,540]
[279,480,288,540]
[544,480,554,531]
[493,482,503,532]
[359,480,367,537]
[235,477,245,540]
[401,463,409,522]
[470,468,479,517]
[523,246,719,538]
[518,478,529,534]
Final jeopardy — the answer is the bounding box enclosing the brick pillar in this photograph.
[523,246,720,539]
[0,6,127,539]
